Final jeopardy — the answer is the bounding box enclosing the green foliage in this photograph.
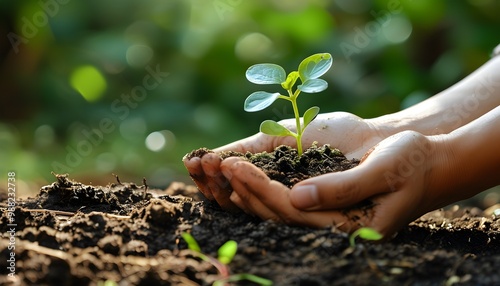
[181,232,202,253]
[4,1,499,195]
[181,233,273,285]
[349,227,383,247]
[97,280,118,286]
[217,240,238,265]
[244,53,333,155]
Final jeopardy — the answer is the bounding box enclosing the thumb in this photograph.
[290,161,389,211]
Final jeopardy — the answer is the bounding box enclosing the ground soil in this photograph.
[1,145,499,285]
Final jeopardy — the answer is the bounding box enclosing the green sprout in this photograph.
[97,280,118,286]
[244,53,333,156]
[349,227,383,247]
[181,232,273,286]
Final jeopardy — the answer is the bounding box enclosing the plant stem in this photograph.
[289,89,303,156]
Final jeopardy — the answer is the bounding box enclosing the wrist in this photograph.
[365,114,434,141]
[426,113,500,209]
[423,134,463,210]
[367,108,456,139]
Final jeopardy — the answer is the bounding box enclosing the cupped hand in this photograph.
[183,112,388,210]
[220,130,452,238]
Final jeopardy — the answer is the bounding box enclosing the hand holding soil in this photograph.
[183,111,383,210]
[185,54,500,238]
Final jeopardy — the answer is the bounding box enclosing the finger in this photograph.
[201,153,239,211]
[221,157,278,216]
[223,159,348,228]
[229,176,278,219]
[369,180,426,237]
[183,156,213,200]
[290,160,389,211]
[201,153,228,188]
[221,158,290,220]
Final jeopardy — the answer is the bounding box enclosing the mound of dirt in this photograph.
[1,172,500,285]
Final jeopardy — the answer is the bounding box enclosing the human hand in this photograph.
[183,112,387,211]
[220,130,454,237]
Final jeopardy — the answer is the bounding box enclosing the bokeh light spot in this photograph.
[70,65,107,102]
[382,16,412,44]
[119,118,147,142]
[96,152,117,172]
[181,31,213,59]
[193,104,223,132]
[145,131,166,152]
[126,44,154,67]
[34,125,55,147]
[235,33,275,61]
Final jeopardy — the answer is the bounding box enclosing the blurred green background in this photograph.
[0,0,499,204]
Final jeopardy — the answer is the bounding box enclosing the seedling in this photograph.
[181,232,273,286]
[349,227,383,247]
[244,53,333,156]
[97,281,118,286]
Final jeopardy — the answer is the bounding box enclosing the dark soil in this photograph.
[1,145,500,285]
[186,144,360,189]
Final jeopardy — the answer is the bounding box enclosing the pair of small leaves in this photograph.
[244,53,332,113]
[260,106,319,137]
[245,53,332,85]
[181,233,237,265]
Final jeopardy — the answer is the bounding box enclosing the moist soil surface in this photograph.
[1,145,500,286]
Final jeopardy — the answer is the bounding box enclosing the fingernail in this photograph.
[229,191,239,203]
[221,168,232,180]
[291,185,318,209]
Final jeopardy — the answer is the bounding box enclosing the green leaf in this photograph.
[281,71,299,90]
[246,64,286,85]
[298,53,333,80]
[181,232,201,253]
[303,106,319,130]
[217,240,238,265]
[349,227,383,247]
[357,227,383,241]
[244,91,281,112]
[260,120,295,137]
[298,78,328,93]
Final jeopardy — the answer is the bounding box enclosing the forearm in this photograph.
[369,55,500,137]
[427,105,500,209]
